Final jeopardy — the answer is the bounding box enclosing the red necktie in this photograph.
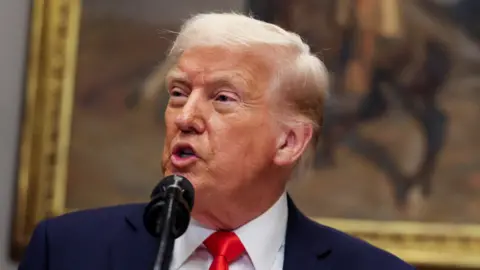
[203,231,246,270]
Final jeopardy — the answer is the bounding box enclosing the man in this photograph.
[19,13,414,270]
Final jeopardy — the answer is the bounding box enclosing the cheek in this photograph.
[210,115,276,165]
[164,109,177,135]
[162,112,176,152]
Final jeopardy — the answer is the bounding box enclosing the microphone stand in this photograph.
[153,189,178,270]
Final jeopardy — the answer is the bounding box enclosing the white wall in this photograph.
[0,0,30,268]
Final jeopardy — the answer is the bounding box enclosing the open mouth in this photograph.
[172,144,197,159]
[171,144,198,168]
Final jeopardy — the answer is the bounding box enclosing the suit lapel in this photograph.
[283,196,333,270]
[109,204,159,270]
[108,198,334,270]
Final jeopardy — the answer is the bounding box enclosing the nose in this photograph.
[174,91,206,134]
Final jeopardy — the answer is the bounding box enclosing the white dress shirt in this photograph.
[170,192,288,270]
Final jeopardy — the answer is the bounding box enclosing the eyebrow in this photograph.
[205,71,248,91]
[166,69,248,90]
[166,69,189,83]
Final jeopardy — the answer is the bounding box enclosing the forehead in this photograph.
[171,46,275,87]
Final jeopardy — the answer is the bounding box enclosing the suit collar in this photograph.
[117,197,334,270]
[283,195,333,270]
[110,203,158,270]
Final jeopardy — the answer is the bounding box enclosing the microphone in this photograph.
[143,175,195,270]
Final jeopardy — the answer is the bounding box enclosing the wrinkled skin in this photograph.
[161,46,311,230]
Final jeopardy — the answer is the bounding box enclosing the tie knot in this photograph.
[203,231,246,263]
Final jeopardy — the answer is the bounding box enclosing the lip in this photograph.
[170,142,199,168]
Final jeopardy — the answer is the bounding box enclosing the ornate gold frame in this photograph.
[10,0,480,268]
[11,0,81,260]
[315,218,480,268]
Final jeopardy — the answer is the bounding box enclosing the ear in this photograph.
[273,123,313,167]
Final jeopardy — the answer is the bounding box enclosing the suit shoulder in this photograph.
[22,204,148,268]
[42,203,146,238]
[309,220,415,269]
[49,204,145,224]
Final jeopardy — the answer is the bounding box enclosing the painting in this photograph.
[248,0,480,268]
[10,0,480,268]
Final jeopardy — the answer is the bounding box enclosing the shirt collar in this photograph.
[170,192,288,270]
[170,218,214,269]
[234,192,288,270]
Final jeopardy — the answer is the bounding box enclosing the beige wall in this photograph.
[0,0,30,268]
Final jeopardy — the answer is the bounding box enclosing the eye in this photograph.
[169,87,187,97]
[214,92,238,103]
[168,86,188,107]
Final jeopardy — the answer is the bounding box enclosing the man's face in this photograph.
[162,46,281,221]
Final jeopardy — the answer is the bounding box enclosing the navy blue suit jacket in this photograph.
[19,197,414,269]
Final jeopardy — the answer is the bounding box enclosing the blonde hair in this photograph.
[146,12,329,181]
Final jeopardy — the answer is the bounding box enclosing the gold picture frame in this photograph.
[11,0,81,260]
[11,0,480,268]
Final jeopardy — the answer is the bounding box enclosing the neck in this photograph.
[192,183,286,230]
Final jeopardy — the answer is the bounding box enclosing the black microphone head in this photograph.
[150,175,194,210]
[143,175,195,238]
